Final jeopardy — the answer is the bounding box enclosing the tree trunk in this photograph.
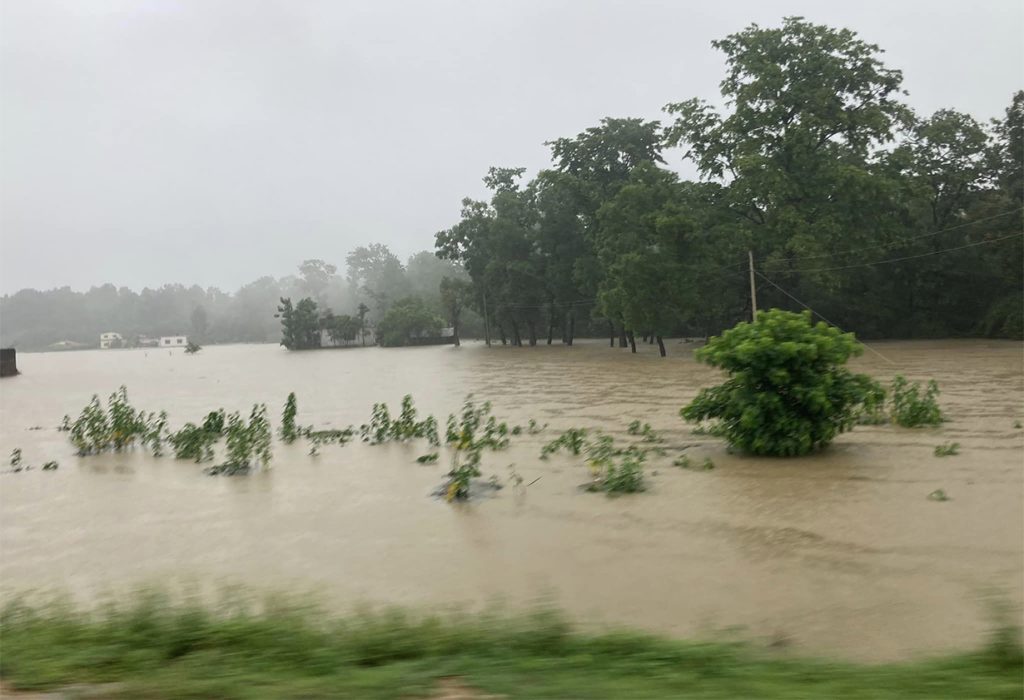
[511,319,522,347]
[628,330,637,353]
[656,335,666,357]
[499,324,507,345]
[547,319,554,345]
[649,332,655,344]
[527,319,537,346]
[567,309,575,346]
[609,321,615,347]
[618,325,627,348]
[452,318,460,347]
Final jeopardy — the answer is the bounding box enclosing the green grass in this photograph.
[1,590,1020,699]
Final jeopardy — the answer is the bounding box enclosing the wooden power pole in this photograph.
[482,290,491,347]
[748,250,758,321]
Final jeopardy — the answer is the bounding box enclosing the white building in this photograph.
[160,335,188,348]
[99,332,123,349]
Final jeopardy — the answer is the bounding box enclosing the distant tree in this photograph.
[298,259,337,301]
[346,244,408,315]
[276,297,321,350]
[325,313,361,345]
[356,302,370,346]
[439,277,472,346]
[190,305,209,342]
[376,297,443,347]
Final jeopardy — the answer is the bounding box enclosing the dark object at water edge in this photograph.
[0,348,18,377]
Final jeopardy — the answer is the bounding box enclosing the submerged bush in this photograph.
[280,392,299,443]
[681,310,884,457]
[66,387,167,456]
[540,428,589,458]
[205,405,272,475]
[890,375,943,427]
[168,410,226,462]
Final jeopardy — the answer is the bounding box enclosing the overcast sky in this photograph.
[1,0,1021,294]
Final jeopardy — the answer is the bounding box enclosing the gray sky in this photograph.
[2,0,1021,294]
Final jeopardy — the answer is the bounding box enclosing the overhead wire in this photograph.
[754,270,897,366]
[763,231,1022,275]
[758,208,1022,267]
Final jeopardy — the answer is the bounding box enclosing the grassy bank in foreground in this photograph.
[1,592,1021,699]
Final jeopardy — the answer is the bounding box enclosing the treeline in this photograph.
[0,246,472,350]
[435,18,1023,354]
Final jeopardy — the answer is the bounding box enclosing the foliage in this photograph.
[376,297,444,347]
[890,375,944,427]
[206,405,272,475]
[1,591,1021,700]
[167,412,224,463]
[542,431,649,494]
[592,447,646,494]
[627,420,662,442]
[927,489,951,502]
[934,442,960,457]
[682,310,884,456]
[276,297,322,350]
[540,428,589,458]
[279,392,299,443]
[66,387,167,456]
[416,452,439,464]
[359,396,439,446]
[41,461,59,471]
[10,448,22,469]
[184,341,201,354]
[674,454,715,471]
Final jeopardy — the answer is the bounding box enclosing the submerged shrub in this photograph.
[280,392,299,443]
[890,375,943,427]
[934,442,960,457]
[681,310,884,457]
[66,387,167,456]
[206,405,272,475]
[540,428,589,459]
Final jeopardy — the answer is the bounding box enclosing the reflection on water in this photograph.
[1,339,1021,661]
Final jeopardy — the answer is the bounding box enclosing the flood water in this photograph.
[1,339,1021,661]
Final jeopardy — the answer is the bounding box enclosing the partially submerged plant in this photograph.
[593,446,646,494]
[540,428,589,459]
[934,442,960,457]
[890,375,943,428]
[627,420,662,443]
[280,392,299,443]
[41,461,59,471]
[927,489,951,502]
[681,310,884,456]
[168,410,226,463]
[205,405,272,476]
[65,387,167,456]
[416,452,439,464]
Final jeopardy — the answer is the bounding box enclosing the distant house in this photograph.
[160,335,188,347]
[100,332,124,349]
[137,336,160,348]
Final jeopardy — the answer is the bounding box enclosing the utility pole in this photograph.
[482,290,491,347]
[748,250,758,321]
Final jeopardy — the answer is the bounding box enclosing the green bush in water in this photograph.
[681,309,884,456]
[890,375,943,427]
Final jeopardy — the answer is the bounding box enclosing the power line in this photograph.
[771,231,1022,275]
[759,208,1022,268]
[754,270,897,366]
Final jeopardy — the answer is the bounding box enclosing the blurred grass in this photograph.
[1,588,1021,699]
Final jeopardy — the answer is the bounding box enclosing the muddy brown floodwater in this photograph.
[1,339,1021,661]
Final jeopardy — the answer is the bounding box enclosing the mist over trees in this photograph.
[0,248,471,350]
[2,19,1020,353]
